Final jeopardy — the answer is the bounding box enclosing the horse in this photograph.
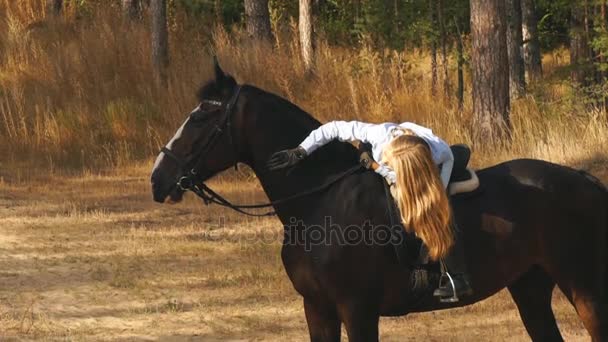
[150,61,608,341]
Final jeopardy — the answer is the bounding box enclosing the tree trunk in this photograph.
[455,19,465,111]
[506,0,526,98]
[394,0,400,33]
[570,0,591,86]
[429,0,438,96]
[354,0,361,23]
[521,0,542,82]
[470,0,510,142]
[244,0,273,42]
[299,0,315,74]
[437,0,450,100]
[122,0,141,20]
[214,0,223,25]
[151,0,169,86]
[47,0,62,16]
[601,0,607,110]
[600,0,607,82]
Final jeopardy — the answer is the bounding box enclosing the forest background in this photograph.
[1,0,608,172]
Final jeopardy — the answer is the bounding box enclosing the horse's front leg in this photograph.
[339,301,380,342]
[304,298,341,342]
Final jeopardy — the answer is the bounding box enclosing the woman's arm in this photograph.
[267,121,381,171]
[439,158,453,189]
[436,142,454,189]
[375,164,397,185]
[299,121,377,155]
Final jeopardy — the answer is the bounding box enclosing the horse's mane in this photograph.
[197,76,361,186]
[197,78,321,130]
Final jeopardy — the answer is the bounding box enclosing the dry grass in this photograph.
[1,0,607,171]
[0,165,591,341]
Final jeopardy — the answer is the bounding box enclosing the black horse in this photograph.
[151,62,608,341]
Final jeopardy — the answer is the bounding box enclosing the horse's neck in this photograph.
[241,92,359,202]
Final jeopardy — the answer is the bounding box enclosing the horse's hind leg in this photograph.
[558,275,608,342]
[304,298,341,342]
[568,291,608,342]
[508,266,563,341]
[565,239,608,341]
[548,226,607,340]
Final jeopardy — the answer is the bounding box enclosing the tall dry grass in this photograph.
[1,0,607,173]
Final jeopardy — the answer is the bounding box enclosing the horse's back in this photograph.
[474,158,607,284]
[479,158,606,195]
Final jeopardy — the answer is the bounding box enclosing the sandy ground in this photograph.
[0,166,591,341]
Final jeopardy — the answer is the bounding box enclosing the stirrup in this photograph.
[437,271,459,303]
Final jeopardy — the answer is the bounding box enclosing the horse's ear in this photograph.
[213,57,225,82]
[212,56,236,92]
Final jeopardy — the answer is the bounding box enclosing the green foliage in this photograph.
[592,27,608,72]
[536,0,571,50]
[591,6,608,73]
[312,0,469,49]
[176,0,244,28]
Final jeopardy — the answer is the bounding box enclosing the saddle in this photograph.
[447,144,480,196]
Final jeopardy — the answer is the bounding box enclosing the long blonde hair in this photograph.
[382,134,454,260]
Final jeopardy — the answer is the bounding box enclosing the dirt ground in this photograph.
[0,165,592,341]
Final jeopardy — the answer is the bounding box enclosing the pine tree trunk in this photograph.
[455,20,465,111]
[151,0,169,86]
[394,0,400,33]
[299,0,315,75]
[47,0,62,16]
[437,0,450,100]
[521,0,542,82]
[429,0,438,96]
[214,0,223,25]
[470,0,510,142]
[244,0,273,42]
[570,0,591,86]
[122,0,141,20]
[506,0,526,98]
[600,1,607,82]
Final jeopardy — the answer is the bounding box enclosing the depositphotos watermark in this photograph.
[283,216,405,251]
[192,216,407,252]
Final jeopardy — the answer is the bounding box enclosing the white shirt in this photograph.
[299,121,454,188]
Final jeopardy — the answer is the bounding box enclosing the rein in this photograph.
[187,165,363,217]
[160,84,364,217]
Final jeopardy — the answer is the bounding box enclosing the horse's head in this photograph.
[150,61,243,203]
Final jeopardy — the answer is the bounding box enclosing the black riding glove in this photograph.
[267,146,307,171]
[359,151,373,170]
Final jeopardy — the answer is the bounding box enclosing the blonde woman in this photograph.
[267,121,473,300]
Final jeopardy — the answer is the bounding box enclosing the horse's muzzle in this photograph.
[151,168,184,203]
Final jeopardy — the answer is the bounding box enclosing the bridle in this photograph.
[160,84,363,217]
[160,85,278,216]
[161,85,242,192]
